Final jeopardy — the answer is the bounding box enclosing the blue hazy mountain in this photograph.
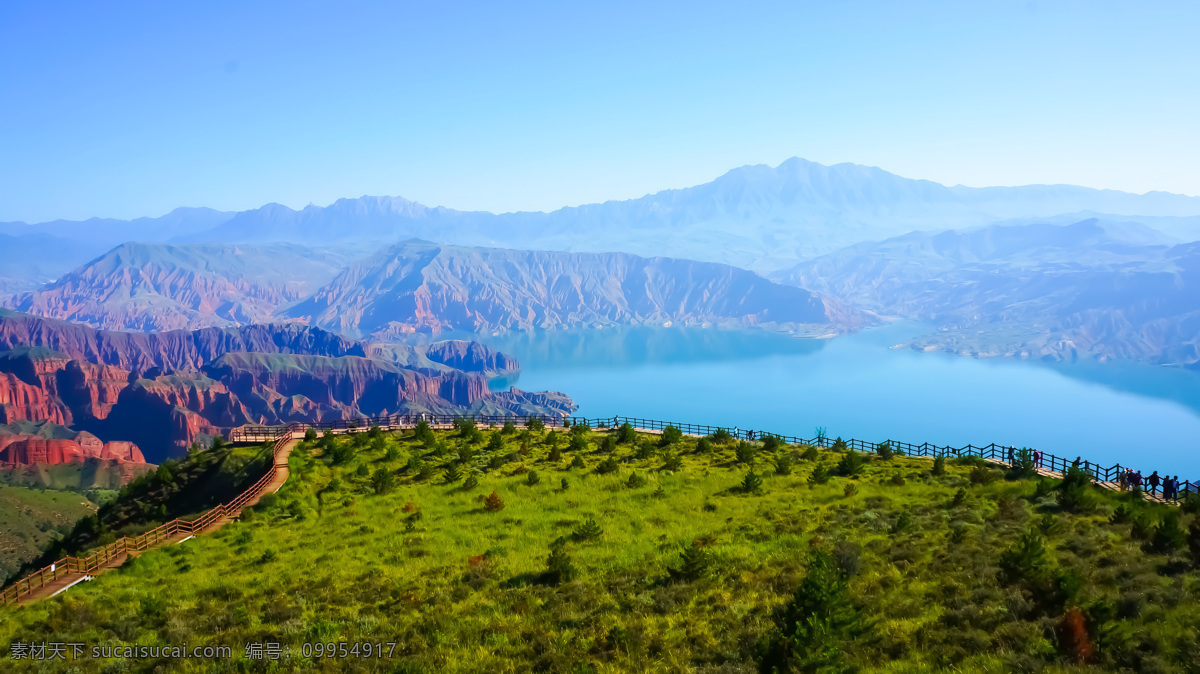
[774,218,1200,366]
[4,159,1198,275]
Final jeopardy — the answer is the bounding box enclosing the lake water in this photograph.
[480,323,1200,478]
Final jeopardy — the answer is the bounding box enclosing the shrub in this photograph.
[1110,504,1133,524]
[741,471,763,494]
[525,417,545,432]
[875,442,894,461]
[969,466,998,486]
[487,454,506,471]
[303,428,318,443]
[653,484,666,499]
[414,419,434,443]
[835,450,865,477]
[596,456,620,475]
[774,453,793,476]
[932,455,946,476]
[526,470,541,486]
[463,474,479,491]
[736,441,756,465]
[999,528,1053,587]
[570,454,586,470]
[545,545,575,585]
[355,463,370,478]
[384,445,401,462]
[1056,466,1095,513]
[832,541,863,576]
[568,433,588,453]
[614,422,636,444]
[1181,492,1200,515]
[1131,512,1155,541]
[256,493,278,511]
[660,426,683,447]
[328,440,355,465]
[672,541,713,582]
[662,452,683,472]
[560,477,569,491]
[809,464,831,485]
[843,483,857,498]
[502,420,517,435]
[695,437,713,454]
[888,474,906,487]
[570,422,591,438]
[765,549,862,672]
[371,468,397,495]
[1034,478,1053,499]
[1149,511,1186,554]
[486,433,505,452]
[599,435,617,453]
[761,435,781,453]
[1009,448,1038,480]
[635,441,656,460]
[415,464,435,481]
[548,443,562,463]
[710,428,733,443]
[483,491,505,512]
[443,464,462,483]
[626,472,647,489]
[951,488,968,507]
[892,511,913,533]
[832,437,848,452]
[1056,607,1094,664]
[801,445,820,462]
[573,517,603,542]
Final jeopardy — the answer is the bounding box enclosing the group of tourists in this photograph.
[1119,469,1186,501]
[1005,445,1044,468]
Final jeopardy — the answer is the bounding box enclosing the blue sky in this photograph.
[1,0,1197,222]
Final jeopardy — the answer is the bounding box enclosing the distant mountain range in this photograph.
[774,218,1200,366]
[4,158,1198,275]
[4,241,861,340]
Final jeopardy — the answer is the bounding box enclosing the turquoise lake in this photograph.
[480,323,1200,478]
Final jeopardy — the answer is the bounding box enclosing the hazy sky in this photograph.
[2,0,1197,222]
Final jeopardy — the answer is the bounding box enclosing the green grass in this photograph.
[3,425,1199,672]
[0,486,100,584]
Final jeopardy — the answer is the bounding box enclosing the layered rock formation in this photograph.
[0,431,145,467]
[0,312,574,461]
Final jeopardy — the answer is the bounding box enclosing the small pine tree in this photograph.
[659,426,683,447]
[415,464,435,481]
[1056,466,1095,513]
[303,428,318,443]
[765,549,861,672]
[710,428,733,443]
[662,452,683,471]
[801,444,820,462]
[736,441,756,465]
[599,435,617,453]
[545,545,575,585]
[696,437,713,454]
[385,445,401,462]
[843,483,857,498]
[653,484,666,499]
[463,473,479,490]
[548,443,563,463]
[832,437,848,452]
[355,463,370,477]
[570,454,586,470]
[414,419,434,444]
[560,477,569,492]
[835,450,865,477]
[487,432,505,452]
[673,541,712,582]
[809,464,831,485]
[636,441,656,460]
[762,435,781,453]
[1188,518,1200,563]
[932,455,946,476]
[526,470,541,486]
[596,455,619,474]
[483,491,505,511]
[617,422,637,444]
[546,430,560,449]
[370,468,396,495]
[1150,511,1186,554]
[952,488,968,506]
[1009,448,1038,480]
[741,471,763,494]
[502,421,517,435]
[892,511,913,533]
[525,416,546,432]
[573,517,603,541]
[568,433,588,453]
[443,464,462,484]
[774,454,793,476]
[875,442,894,461]
[626,472,647,489]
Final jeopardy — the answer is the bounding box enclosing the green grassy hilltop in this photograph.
[0,486,103,585]
[3,422,1200,673]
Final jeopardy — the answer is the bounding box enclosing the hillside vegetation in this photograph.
[0,486,103,585]
[4,423,1200,672]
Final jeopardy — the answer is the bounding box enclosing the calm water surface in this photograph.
[481,324,1200,477]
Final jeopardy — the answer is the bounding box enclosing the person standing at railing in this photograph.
[1147,471,1160,497]
[1007,446,1015,466]
[1034,450,1043,469]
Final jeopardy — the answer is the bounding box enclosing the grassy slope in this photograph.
[0,486,100,584]
[3,427,1199,673]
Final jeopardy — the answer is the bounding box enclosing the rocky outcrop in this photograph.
[424,340,519,374]
[0,433,146,467]
[0,311,366,374]
[0,372,68,425]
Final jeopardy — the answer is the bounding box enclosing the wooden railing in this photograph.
[0,424,303,606]
[237,412,1196,499]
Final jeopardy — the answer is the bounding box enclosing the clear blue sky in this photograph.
[2,0,1197,222]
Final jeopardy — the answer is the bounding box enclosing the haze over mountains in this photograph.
[5,158,1199,275]
[3,157,1200,371]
